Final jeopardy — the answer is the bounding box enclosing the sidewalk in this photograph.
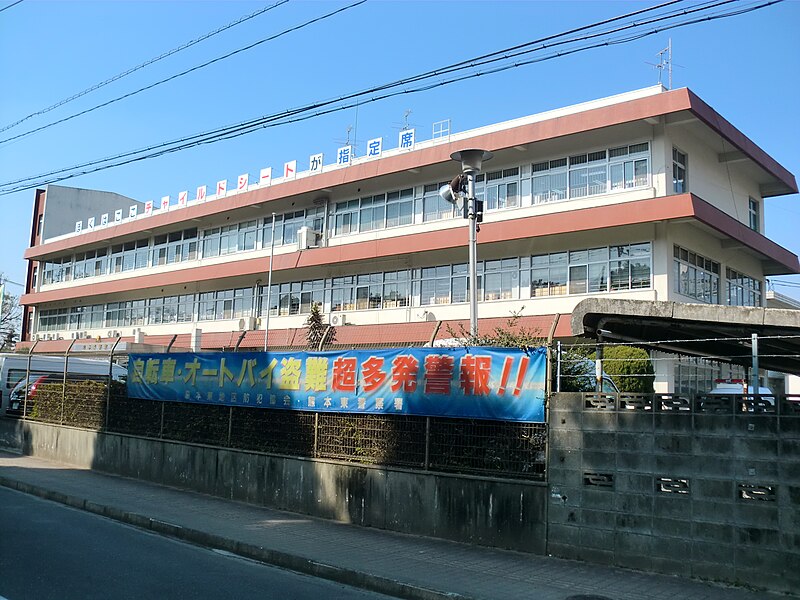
[0,450,784,600]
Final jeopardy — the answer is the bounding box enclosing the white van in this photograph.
[707,378,775,411]
[0,353,126,414]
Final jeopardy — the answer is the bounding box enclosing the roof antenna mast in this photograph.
[656,38,673,89]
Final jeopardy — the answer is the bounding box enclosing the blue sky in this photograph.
[0,0,798,300]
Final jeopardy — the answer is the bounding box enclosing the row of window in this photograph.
[37,243,653,332]
[332,142,652,236]
[672,245,761,307]
[38,142,655,286]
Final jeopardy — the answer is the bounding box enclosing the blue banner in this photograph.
[127,347,546,422]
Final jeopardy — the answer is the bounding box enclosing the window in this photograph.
[334,201,358,236]
[481,258,518,300]
[749,197,760,232]
[382,270,411,307]
[609,143,649,190]
[673,246,719,303]
[476,168,520,211]
[531,243,651,297]
[359,195,386,232]
[531,158,568,203]
[386,189,413,228]
[356,274,383,310]
[419,266,458,306]
[330,276,355,311]
[726,268,761,307]
[532,143,650,204]
[673,148,687,193]
[531,252,567,296]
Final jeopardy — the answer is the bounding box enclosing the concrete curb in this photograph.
[0,476,470,600]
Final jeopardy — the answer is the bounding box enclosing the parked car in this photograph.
[6,372,124,417]
[0,353,126,414]
[706,378,775,412]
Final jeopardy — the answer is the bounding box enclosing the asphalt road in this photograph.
[0,487,392,600]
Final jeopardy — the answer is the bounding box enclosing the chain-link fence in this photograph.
[17,380,547,480]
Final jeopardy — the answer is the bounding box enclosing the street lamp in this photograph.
[439,148,492,338]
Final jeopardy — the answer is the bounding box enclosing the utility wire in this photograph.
[0,1,289,134]
[0,0,725,184]
[0,0,774,191]
[0,0,732,186]
[0,0,23,13]
[0,0,366,146]
[0,0,691,150]
[0,0,782,194]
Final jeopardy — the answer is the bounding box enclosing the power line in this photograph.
[0,0,726,186]
[0,1,290,135]
[0,0,367,146]
[0,0,775,192]
[0,1,724,185]
[0,0,23,14]
[0,0,782,195]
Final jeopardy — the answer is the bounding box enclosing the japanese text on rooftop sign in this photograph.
[127,347,546,423]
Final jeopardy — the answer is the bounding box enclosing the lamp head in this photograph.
[450,148,493,174]
[438,184,456,205]
[439,174,466,205]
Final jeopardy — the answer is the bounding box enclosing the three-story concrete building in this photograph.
[19,86,799,392]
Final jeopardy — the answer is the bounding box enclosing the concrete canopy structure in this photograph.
[571,298,800,376]
[18,85,799,391]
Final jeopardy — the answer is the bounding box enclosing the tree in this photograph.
[602,345,655,393]
[445,310,544,349]
[0,278,22,351]
[305,302,336,349]
[557,344,655,393]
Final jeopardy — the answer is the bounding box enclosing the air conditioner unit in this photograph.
[70,332,79,339]
[329,313,347,326]
[238,316,256,331]
[297,226,320,250]
[107,330,122,338]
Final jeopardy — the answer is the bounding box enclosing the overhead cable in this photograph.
[0,0,783,195]
[0,0,366,145]
[0,1,289,134]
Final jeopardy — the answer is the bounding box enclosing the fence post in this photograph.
[556,341,562,393]
[105,338,122,430]
[424,417,431,470]
[750,333,759,397]
[23,340,38,419]
[313,413,319,457]
[159,402,165,438]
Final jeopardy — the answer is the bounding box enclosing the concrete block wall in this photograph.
[3,419,547,554]
[547,392,800,594]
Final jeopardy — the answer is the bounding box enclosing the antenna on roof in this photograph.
[392,109,416,132]
[334,124,360,156]
[402,109,412,130]
[657,38,672,89]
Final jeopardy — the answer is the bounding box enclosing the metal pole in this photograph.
[556,341,562,393]
[595,332,604,393]
[263,213,276,352]
[467,173,478,338]
[105,337,121,430]
[23,339,38,419]
[751,333,759,396]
